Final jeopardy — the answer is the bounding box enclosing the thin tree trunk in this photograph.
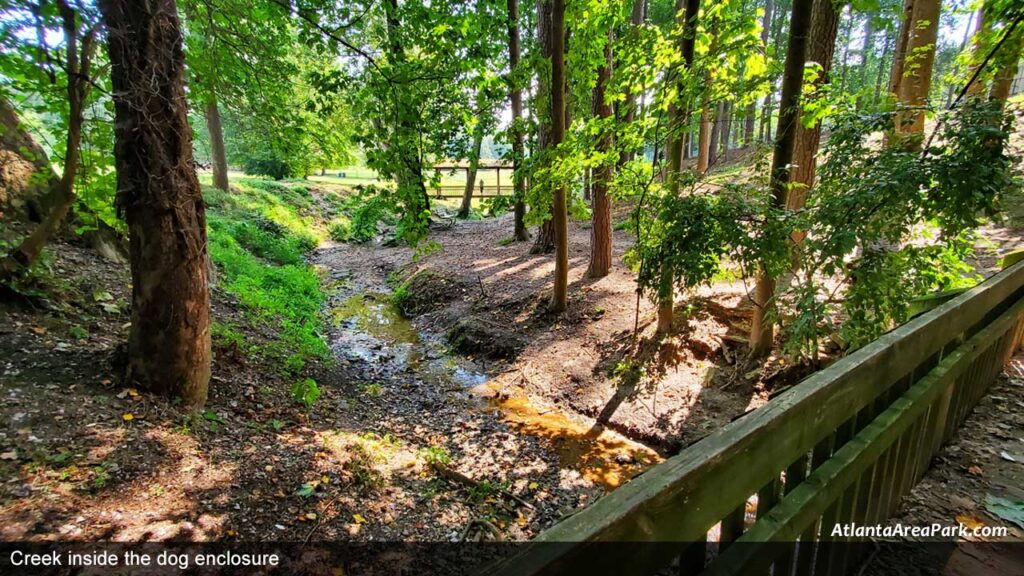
[965,9,991,99]
[894,0,939,145]
[945,10,976,108]
[588,29,613,279]
[100,0,211,406]
[618,0,646,166]
[888,0,915,97]
[720,100,733,160]
[750,0,814,356]
[1,2,96,280]
[507,0,529,241]
[837,6,853,94]
[697,104,712,172]
[656,0,700,334]
[532,0,556,254]
[708,101,722,167]
[384,0,431,225]
[549,0,568,313]
[458,138,483,218]
[757,0,776,144]
[873,29,892,105]
[855,12,874,109]
[204,95,229,191]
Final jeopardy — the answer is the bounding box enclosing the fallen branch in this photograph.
[431,463,534,510]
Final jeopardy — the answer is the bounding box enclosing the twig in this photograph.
[302,494,341,543]
[432,463,535,510]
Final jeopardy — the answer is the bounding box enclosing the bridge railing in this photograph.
[490,260,1024,576]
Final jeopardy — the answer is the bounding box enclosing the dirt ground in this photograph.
[0,241,611,544]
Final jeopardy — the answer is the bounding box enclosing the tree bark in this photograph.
[204,95,229,191]
[100,0,212,407]
[750,0,814,356]
[532,0,556,254]
[757,0,776,144]
[656,0,700,334]
[508,0,529,241]
[697,105,712,172]
[588,29,613,279]
[787,0,838,217]
[894,0,939,145]
[888,0,915,98]
[618,0,646,166]
[459,93,486,219]
[549,0,568,313]
[989,16,1023,105]
[708,101,722,167]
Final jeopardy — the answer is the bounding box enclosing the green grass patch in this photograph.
[205,178,331,374]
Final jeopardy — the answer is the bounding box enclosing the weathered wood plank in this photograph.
[486,262,1024,576]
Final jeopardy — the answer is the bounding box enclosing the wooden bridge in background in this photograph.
[489,256,1024,576]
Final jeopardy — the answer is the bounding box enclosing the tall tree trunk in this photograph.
[384,0,431,226]
[990,21,1023,106]
[855,12,874,109]
[787,0,838,218]
[459,93,486,219]
[656,0,700,334]
[708,102,722,166]
[100,0,211,406]
[697,104,712,172]
[532,0,556,254]
[965,9,991,99]
[894,0,939,146]
[944,10,976,107]
[888,0,915,98]
[204,94,229,191]
[757,0,776,144]
[720,100,733,159]
[458,138,483,218]
[749,0,813,357]
[873,29,893,105]
[837,6,853,94]
[588,30,614,279]
[618,0,646,166]
[1,2,96,280]
[549,0,568,313]
[507,0,529,241]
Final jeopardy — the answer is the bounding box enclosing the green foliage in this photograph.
[420,445,453,467]
[290,378,321,409]
[243,158,293,180]
[205,179,329,372]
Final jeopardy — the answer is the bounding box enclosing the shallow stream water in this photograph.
[329,290,661,490]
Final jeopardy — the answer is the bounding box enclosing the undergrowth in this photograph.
[205,177,331,374]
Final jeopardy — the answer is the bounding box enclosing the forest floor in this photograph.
[1,109,1022,548]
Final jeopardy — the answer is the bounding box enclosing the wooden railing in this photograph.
[431,182,507,198]
[490,260,1024,576]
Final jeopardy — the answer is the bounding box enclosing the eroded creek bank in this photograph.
[319,257,661,493]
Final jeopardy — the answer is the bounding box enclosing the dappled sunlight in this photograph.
[470,382,661,491]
